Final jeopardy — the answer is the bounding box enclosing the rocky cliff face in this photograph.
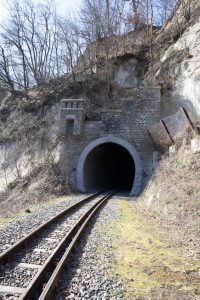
[146,0,200,120]
[74,0,200,121]
[159,19,200,118]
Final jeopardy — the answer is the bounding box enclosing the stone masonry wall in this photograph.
[59,87,160,195]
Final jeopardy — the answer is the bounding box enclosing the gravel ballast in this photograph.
[0,195,103,290]
[0,194,125,299]
[0,194,90,254]
[55,196,125,300]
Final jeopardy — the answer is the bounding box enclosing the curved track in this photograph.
[0,192,114,300]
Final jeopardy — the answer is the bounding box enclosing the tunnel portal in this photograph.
[83,142,135,192]
[60,88,161,196]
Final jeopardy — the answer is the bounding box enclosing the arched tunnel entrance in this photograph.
[77,137,142,196]
[84,143,135,191]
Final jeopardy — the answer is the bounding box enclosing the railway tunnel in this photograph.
[84,143,135,192]
[77,137,142,196]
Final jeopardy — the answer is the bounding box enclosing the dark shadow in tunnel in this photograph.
[83,142,135,192]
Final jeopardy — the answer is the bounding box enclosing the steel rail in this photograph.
[0,192,101,264]
[38,192,113,300]
[16,192,114,300]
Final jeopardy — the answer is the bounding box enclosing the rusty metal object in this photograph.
[180,106,195,130]
[160,119,174,144]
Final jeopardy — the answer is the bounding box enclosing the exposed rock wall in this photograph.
[0,91,61,190]
[145,0,200,120]
[160,19,200,118]
[76,0,200,121]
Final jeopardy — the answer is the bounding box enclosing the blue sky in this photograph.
[0,0,83,22]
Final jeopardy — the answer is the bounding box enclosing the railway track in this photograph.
[0,192,114,300]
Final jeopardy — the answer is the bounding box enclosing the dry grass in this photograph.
[0,162,71,218]
[111,199,200,300]
[0,194,75,229]
[142,131,200,258]
[109,131,200,299]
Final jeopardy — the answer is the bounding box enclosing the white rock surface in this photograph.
[191,138,200,153]
[160,17,200,119]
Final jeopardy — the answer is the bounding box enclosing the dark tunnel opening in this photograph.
[84,142,135,192]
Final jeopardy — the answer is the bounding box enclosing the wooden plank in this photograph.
[33,248,48,253]
[18,262,42,269]
[0,285,25,295]
[53,230,64,234]
[45,238,59,242]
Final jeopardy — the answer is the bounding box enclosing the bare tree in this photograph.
[58,18,79,81]
[0,0,180,93]
[0,0,64,91]
[0,46,15,91]
[159,0,178,23]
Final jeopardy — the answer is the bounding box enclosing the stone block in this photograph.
[59,87,161,195]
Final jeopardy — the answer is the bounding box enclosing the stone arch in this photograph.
[77,136,142,196]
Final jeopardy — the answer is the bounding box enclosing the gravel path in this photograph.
[55,196,125,300]
[0,194,90,254]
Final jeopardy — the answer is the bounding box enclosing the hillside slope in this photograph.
[142,131,200,255]
[1,0,200,216]
[108,131,200,299]
[0,75,115,216]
